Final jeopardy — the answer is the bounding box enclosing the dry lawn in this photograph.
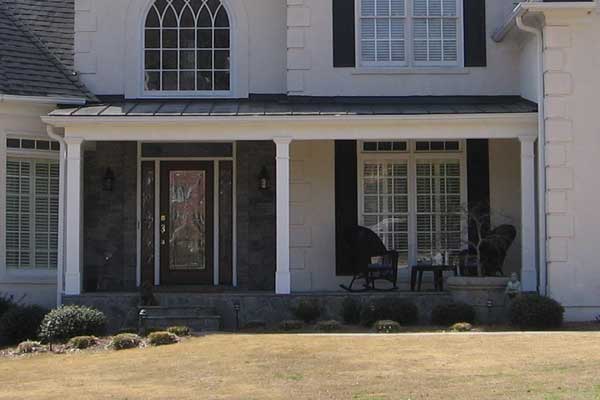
[2,332,600,400]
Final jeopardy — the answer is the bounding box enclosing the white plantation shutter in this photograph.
[416,160,462,261]
[5,159,59,269]
[361,160,409,266]
[360,0,406,64]
[412,0,458,64]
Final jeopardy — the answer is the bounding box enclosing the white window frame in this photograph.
[357,140,467,273]
[4,148,60,271]
[141,0,234,98]
[355,0,464,68]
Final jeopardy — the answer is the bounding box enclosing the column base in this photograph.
[64,273,82,296]
[521,268,538,293]
[275,271,291,294]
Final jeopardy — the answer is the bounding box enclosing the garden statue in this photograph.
[505,273,521,299]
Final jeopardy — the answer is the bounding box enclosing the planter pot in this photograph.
[446,276,510,324]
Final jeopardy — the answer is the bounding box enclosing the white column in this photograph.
[520,136,537,292]
[64,137,84,295]
[274,137,292,294]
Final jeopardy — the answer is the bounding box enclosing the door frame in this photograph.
[135,143,237,287]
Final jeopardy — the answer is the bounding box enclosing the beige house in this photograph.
[0,0,598,322]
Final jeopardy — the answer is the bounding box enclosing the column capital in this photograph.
[518,135,537,144]
[273,137,293,146]
[63,136,85,146]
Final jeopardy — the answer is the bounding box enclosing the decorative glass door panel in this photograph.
[168,170,206,271]
[160,162,213,285]
[361,160,409,266]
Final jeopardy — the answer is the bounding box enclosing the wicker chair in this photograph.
[340,226,399,292]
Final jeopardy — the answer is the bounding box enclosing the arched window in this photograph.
[144,0,230,92]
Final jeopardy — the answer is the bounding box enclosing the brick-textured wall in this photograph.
[236,142,277,290]
[83,142,137,291]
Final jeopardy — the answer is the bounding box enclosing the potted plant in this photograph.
[446,203,517,323]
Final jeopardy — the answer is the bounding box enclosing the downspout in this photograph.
[46,126,67,306]
[516,15,547,296]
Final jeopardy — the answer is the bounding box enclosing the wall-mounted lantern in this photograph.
[102,168,115,191]
[258,166,271,191]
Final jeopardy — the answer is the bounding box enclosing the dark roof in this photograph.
[0,0,92,100]
[49,96,538,118]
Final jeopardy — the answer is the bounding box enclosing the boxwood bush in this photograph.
[110,333,142,350]
[291,299,321,323]
[340,297,362,325]
[0,305,47,345]
[39,305,106,343]
[360,298,418,327]
[166,326,191,337]
[431,302,476,326]
[68,336,98,350]
[147,331,178,346]
[0,293,16,318]
[509,294,564,330]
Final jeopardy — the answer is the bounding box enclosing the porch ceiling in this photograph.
[48,96,537,118]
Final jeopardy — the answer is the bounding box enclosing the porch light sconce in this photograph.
[258,166,271,191]
[102,168,115,192]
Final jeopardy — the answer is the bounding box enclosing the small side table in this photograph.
[410,264,457,292]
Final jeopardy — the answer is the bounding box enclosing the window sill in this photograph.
[1,268,57,285]
[351,67,471,76]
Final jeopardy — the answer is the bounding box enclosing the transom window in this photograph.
[359,0,460,67]
[144,0,231,93]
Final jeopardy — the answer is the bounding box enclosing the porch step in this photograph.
[138,306,222,333]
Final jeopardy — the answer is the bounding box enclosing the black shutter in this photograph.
[463,0,487,67]
[467,139,491,242]
[333,0,356,68]
[335,140,358,275]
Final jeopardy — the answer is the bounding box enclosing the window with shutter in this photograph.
[5,159,59,269]
[358,0,461,67]
[358,141,466,269]
[361,160,410,266]
[415,160,462,262]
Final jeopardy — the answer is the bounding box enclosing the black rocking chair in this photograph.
[340,226,399,292]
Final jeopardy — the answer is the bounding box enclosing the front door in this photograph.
[160,161,214,285]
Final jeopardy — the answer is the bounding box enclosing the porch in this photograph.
[43,96,539,302]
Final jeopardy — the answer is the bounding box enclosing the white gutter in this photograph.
[46,126,67,306]
[515,15,547,296]
[0,94,86,105]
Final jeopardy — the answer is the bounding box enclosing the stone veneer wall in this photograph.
[236,141,277,290]
[83,142,138,292]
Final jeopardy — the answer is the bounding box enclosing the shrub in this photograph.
[374,320,401,333]
[39,305,106,343]
[166,326,191,337]
[360,298,419,327]
[0,293,16,318]
[147,331,178,346]
[316,320,342,332]
[17,340,44,354]
[509,294,564,330]
[0,305,47,345]
[431,302,476,326]
[110,333,142,350]
[291,299,321,323]
[67,336,98,350]
[450,322,473,332]
[341,297,362,325]
[243,320,267,330]
[279,320,305,331]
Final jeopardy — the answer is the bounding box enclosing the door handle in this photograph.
[160,214,167,245]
